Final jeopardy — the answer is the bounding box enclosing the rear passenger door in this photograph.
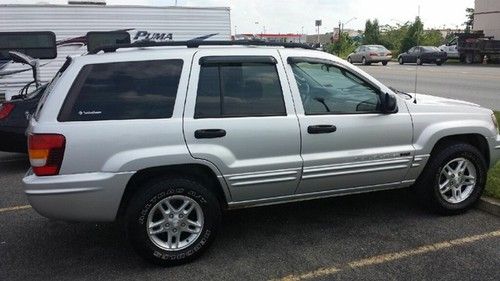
[183,49,302,202]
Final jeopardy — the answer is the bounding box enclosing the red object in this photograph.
[0,102,15,119]
[257,33,302,37]
[28,134,66,176]
[369,52,378,56]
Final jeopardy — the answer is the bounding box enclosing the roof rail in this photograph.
[89,40,315,54]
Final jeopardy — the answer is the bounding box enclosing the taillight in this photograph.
[0,102,15,119]
[369,52,378,56]
[28,134,66,176]
[387,52,392,56]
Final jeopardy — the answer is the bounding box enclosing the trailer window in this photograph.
[58,59,183,121]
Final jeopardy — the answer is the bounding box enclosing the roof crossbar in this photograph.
[89,40,314,54]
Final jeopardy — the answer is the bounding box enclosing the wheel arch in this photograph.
[116,163,231,220]
[429,134,490,167]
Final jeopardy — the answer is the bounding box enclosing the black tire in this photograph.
[398,57,404,65]
[465,53,474,64]
[417,57,423,65]
[125,176,221,266]
[362,57,370,65]
[347,57,352,64]
[436,62,443,66]
[382,61,388,66]
[415,142,487,215]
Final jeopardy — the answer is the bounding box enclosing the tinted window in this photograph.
[195,61,286,118]
[59,59,183,121]
[366,45,387,51]
[291,61,381,114]
[422,46,440,52]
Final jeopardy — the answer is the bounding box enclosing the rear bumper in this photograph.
[368,55,392,62]
[22,170,134,222]
[423,57,448,63]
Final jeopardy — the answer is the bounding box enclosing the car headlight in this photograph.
[492,113,499,134]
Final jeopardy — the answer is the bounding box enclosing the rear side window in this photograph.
[195,60,286,118]
[58,59,183,121]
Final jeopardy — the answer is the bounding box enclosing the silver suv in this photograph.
[23,41,500,266]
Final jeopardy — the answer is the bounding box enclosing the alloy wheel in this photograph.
[146,195,204,251]
[438,158,477,204]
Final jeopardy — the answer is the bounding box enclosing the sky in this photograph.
[1,0,475,34]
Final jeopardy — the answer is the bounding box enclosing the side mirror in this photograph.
[382,93,398,114]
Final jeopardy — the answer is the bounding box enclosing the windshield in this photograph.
[366,45,387,51]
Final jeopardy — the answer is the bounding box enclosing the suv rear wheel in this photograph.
[415,143,487,215]
[125,176,221,266]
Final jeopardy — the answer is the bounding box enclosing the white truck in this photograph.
[439,37,460,59]
[0,3,231,101]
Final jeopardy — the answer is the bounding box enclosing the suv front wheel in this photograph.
[416,143,487,215]
[125,176,221,266]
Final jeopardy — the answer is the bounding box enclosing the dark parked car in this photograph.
[0,84,46,153]
[347,45,392,65]
[398,46,448,65]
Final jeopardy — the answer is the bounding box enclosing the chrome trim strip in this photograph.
[25,187,102,195]
[412,154,430,168]
[228,170,298,180]
[304,158,411,173]
[401,179,416,185]
[231,176,298,187]
[227,169,299,187]
[495,145,500,150]
[227,181,405,209]
[302,164,409,179]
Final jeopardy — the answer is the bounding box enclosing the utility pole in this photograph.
[315,20,322,45]
[338,21,342,44]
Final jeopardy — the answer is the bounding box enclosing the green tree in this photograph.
[380,22,410,54]
[464,8,474,33]
[400,16,423,53]
[363,19,381,45]
[421,30,444,46]
[325,32,356,58]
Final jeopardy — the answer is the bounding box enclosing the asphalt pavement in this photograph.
[357,62,500,110]
[0,152,499,281]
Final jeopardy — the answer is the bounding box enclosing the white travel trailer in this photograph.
[0,2,231,101]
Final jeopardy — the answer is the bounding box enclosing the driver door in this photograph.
[352,46,362,62]
[282,54,414,194]
[407,47,418,63]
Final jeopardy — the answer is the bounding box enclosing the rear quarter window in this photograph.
[58,59,183,121]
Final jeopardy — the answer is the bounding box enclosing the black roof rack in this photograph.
[89,40,315,54]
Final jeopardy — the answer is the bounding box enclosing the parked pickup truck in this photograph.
[23,41,500,266]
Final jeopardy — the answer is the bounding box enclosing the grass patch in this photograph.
[485,111,500,199]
